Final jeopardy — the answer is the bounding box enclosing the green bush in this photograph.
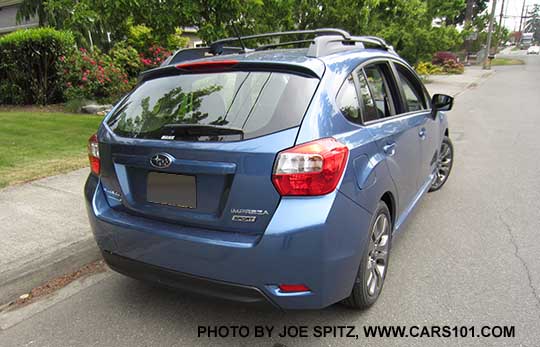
[0,27,74,105]
[110,42,144,78]
[127,24,155,53]
[166,28,191,51]
[127,24,189,53]
[0,82,24,105]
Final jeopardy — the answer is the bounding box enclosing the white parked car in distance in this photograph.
[527,46,540,55]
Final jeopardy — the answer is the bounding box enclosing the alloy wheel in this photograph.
[431,140,453,191]
[365,214,390,297]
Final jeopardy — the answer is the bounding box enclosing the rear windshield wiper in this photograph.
[162,124,245,139]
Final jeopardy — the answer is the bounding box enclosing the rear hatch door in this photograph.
[99,61,321,235]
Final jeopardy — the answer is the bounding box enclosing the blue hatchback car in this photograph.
[85,29,454,310]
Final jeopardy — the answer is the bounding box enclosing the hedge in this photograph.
[0,28,75,105]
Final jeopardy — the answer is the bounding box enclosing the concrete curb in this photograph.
[453,70,495,98]
[0,270,112,330]
[0,237,101,305]
[425,68,495,98]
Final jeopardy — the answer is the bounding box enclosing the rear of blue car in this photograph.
[85,53,373,309]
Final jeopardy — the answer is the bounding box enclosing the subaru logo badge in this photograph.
[150,153,173,169]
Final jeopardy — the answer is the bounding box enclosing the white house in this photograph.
[0,0,38,34]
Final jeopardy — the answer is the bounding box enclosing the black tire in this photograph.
[342,201,392,309]
[429,136,454,192]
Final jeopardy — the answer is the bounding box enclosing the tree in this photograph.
[227,0,464,63]
[16,0,467,64]
[16,0,47,26]
[452,0,488,26]
[525,5,540,42]
[426,0,466,25]
[464,0,474,25]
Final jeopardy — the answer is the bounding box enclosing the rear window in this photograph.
[107,71,319,141]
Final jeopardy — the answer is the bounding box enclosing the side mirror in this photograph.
[431,94,453,116]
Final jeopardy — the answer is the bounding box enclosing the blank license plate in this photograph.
[147,172,196,209]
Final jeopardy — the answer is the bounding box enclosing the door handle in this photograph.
[419,128,426,140]
[383,142,396,156]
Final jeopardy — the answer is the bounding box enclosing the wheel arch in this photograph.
[380,191,396,228]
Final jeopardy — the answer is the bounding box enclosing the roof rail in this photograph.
[209,28,352,55]
[254,39,314,52]
[354,36,393,50]
[164,29,394,65]
[306,34,393,57]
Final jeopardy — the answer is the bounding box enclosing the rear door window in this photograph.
[107,71,319,141]
[358,64,396,122]
[356,70,379,122]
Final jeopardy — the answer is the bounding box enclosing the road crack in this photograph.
[499,214,540,315]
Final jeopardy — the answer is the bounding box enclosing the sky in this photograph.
[494,0,539,31]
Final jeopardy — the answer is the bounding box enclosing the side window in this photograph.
[336,74,361,121]
[358,64,395,122]
[396,66,426,112]
[356,71,379,122]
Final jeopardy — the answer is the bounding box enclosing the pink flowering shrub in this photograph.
[430,51,464,74]
[62,43,173,103]
[139,45,172,69]
[432,51,459,65]
[63,47,134,102]
[440,59,464,74]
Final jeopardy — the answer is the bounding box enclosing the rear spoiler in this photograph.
[139,60,322,83]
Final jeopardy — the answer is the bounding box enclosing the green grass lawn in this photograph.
[491,58,525,66]
[0,111,102,188]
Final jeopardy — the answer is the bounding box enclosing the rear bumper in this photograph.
[102,251,277,308]
[85,174,373,310]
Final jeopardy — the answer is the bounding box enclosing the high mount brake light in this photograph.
[175,60,239,71]
[88,134,100,175]
[272,138,349,196]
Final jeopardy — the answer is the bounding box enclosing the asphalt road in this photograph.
[1,55,540,347]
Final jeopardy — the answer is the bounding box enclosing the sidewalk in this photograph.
[425,66,494,97]
[0,169,99,304]
[0,66,494,305]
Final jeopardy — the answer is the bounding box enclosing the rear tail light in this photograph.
[272,138,349,196]
[88,134,100,175]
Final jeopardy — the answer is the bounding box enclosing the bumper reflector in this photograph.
[278,284,311,293]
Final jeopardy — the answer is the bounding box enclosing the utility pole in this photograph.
[497,0,506,46]
[483,0,498,69]
[518,2,528,49]
[499,0,505,29]
[464,0,475,60]
[518,1,526,34]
